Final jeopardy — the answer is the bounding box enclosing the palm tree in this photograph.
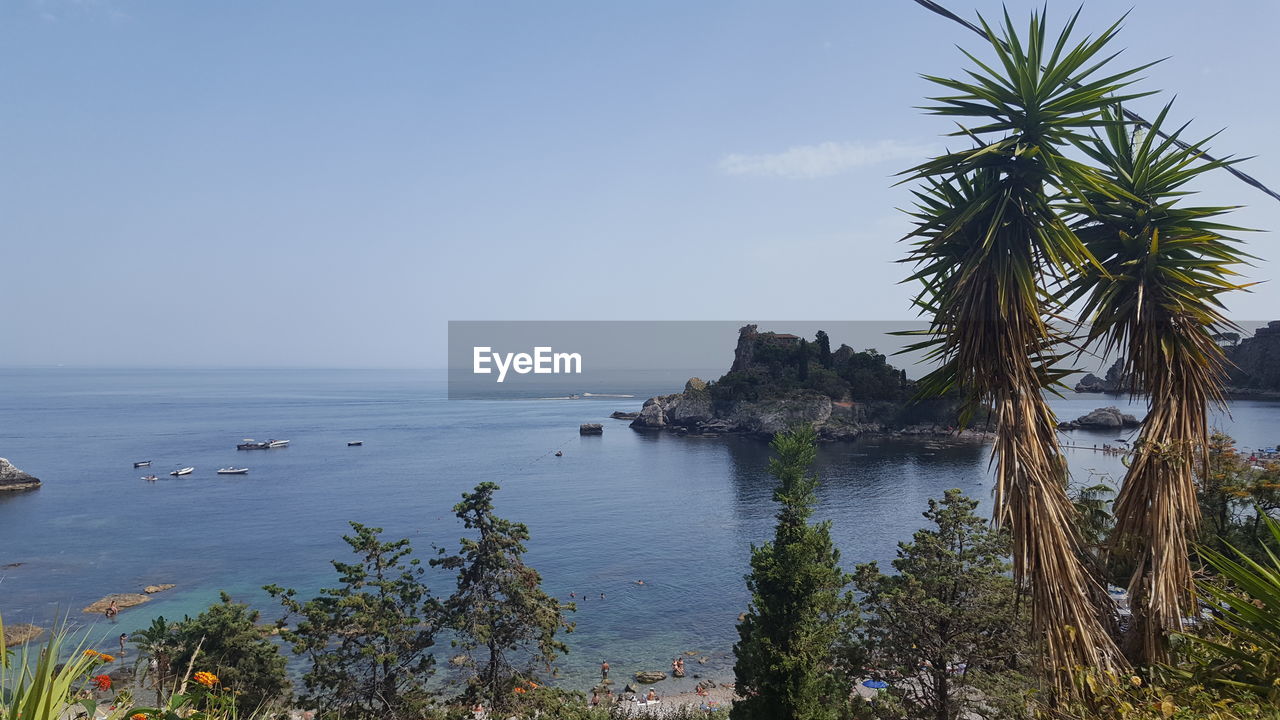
[901,9,1153,682]
[131,616,178,705]
[1065,103,1252,664]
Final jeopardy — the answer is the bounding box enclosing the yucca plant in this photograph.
[901,8,1153,682]
[1064,103,1253,665]
[1180,513,1280,703]
[0,615,129,720]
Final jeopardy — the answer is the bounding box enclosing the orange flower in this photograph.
[131,714,149,720]
[512,686,527,694]
[193,671,219,688]
[92,674,112,691]
[100,653,115,663]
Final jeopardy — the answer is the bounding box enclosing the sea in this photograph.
[1,368,1277,689]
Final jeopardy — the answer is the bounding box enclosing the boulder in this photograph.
[1060,406,1142,431]
[0,458,40,492]
[609,411,639,420]
[83,593,150,614]
[579,423,603,435]
[634,671,667,684]
[143,584,175,594]
[3,623,44,647]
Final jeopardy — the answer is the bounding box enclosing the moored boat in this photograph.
[133,460,152,468]
[141,474,158,481]
[347,441,363,446]
[170,467,194,476]
[267,439,289,448]
[217,467,249,475]
[237,439,270,450]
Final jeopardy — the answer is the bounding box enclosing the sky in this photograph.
[2,0,1278,368]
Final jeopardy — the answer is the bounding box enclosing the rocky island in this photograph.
[0,458,40,492]
[629,325,968,441]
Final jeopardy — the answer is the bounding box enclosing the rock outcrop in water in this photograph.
[0,458,40,492]
[630,325,968,441]
[1074,358,1129,394]
[1058,406,1142,431]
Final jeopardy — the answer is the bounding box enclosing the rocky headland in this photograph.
[1227,321,1280,396]
[0,458,40,492]
[1074,321,1280,398]
[629,325,971,441]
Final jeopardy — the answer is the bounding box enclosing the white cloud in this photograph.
[718,139,936,179]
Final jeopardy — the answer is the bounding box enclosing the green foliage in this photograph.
[1179,513,1280,703]
[167,593,289,713]
[265,522,443,720]
[1,616,130,720]
[853,490,1031,720]
[432,482,573,715]
[815,331,833,370]
[732,426,858,720]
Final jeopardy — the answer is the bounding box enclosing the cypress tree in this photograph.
[732,426,857,720]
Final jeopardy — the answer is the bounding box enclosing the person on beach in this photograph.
[119,633,128,657]
[590,691,600,708]
[646,688,658,702]
[601,660,609,680]
[675,657,685,677]
[104,600,119,621]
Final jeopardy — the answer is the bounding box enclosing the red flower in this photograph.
[92,674,112,691]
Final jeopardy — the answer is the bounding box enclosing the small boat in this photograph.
[237,439,269,450]
[170,467,194,476]
[141,475,158,481]
[133,460,152,468]
[347,441,363,446]
[217,467,249,475]
[267,439,289,448]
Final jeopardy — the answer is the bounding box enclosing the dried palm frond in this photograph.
[1064,103,1254,664]
[898,9,1151,685]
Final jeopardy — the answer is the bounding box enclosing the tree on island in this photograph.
[265,522,443,720]
[852,490,1030,720]
[431,482,574,715]
[733,426,858,720]
[815,330,833,370]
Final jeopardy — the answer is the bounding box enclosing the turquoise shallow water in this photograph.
[1,368,1277,690]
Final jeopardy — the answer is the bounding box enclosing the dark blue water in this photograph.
[1,369,1276,688]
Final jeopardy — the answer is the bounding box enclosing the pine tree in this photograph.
[167,593,290,712]
[265,523,442,720]
[432,482,573,714]
[796,338,811,381]
[732,426,857,720]
[852,490,1029,720]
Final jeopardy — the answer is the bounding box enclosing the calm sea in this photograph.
[1,368,1277,688]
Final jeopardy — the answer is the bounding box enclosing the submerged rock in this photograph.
[83,593,150,614]
[3,623,44,647]
[609,411,639,420]
[0,458,40,492]
[143,584,175,594]
[634,671,667,684]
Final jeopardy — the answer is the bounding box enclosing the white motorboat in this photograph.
[133,460,152,468]
[170,467,194,476]
[217,467,249,475]
[267,439,289,448]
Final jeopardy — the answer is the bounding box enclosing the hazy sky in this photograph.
[3,0,1277,368]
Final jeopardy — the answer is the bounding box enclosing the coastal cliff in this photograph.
[630,325,966,440]
[0,458,40,492]
[1227,321,1280,394]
